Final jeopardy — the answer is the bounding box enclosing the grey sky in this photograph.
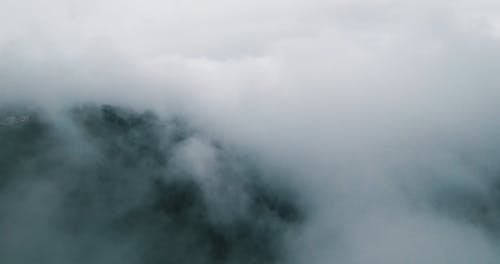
[2,1,500,263]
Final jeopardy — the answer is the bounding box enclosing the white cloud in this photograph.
[2,0,500,263]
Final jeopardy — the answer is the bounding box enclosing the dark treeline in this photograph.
[0,104,303,264]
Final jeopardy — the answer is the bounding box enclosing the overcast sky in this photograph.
[2,1,500,263]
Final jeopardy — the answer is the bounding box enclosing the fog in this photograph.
[1,1,500,263]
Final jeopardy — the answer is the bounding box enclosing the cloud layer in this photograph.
[2,1,500,263]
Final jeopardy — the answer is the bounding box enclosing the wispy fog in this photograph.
[1,1,500,263]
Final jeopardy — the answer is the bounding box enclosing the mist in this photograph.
[1,1,500,263]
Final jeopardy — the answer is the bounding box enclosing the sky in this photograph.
[1,0,500,263]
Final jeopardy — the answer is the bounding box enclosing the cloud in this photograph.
[1,0,500,263]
